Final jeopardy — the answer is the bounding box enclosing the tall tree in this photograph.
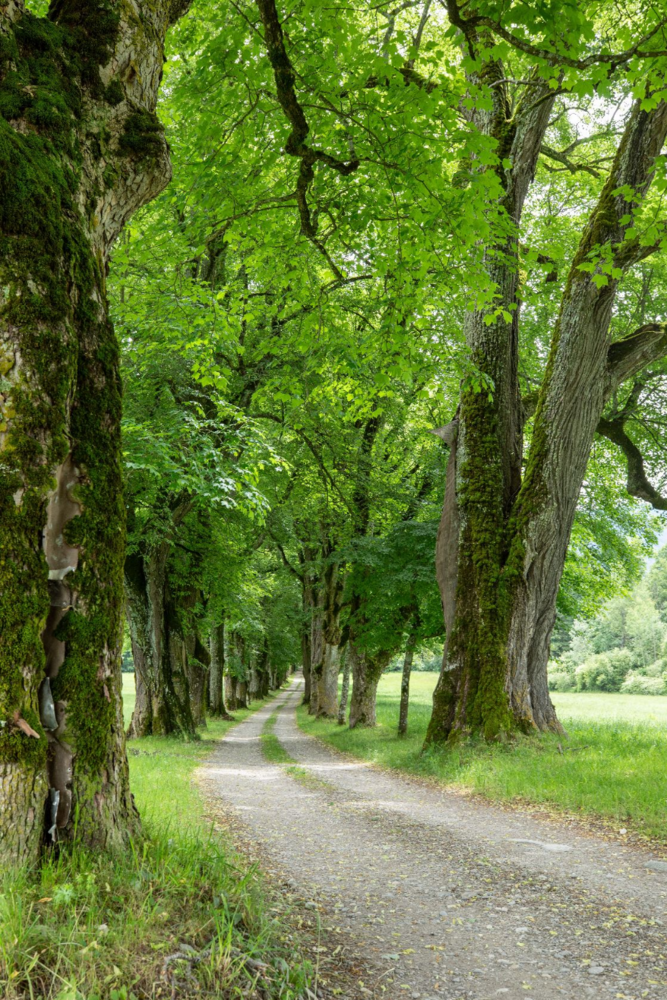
[0,0,191,866]
[427,3,667,742]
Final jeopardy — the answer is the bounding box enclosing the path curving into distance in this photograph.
[199,676,667,1000]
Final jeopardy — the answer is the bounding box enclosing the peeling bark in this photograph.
[0,0,192,865]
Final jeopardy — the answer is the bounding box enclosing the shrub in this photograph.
[643,658,667,678]
[620,672,666,696]
[574,648,634,692]
[548,670,575,692]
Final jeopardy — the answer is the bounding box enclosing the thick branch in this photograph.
[605,322,667,392]
[270,533,304,580]
[540,143,603,178]
[597,416,667,509]
[442,0,667,72]
[523,321,667,421]
[254,0,359,254]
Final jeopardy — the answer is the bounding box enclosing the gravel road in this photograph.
[199,677,667,1000]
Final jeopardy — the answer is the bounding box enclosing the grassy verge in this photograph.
[298,673,667,843]
[260,712,327,790]
[1,679,311,1000]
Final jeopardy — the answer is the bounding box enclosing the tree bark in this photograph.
[224,674,237,711]
[427,94,667,744]
[125,544,197,739]
[337,646,350,725]
[348,646,390,728]
[236,679,249,709]
[229,632,249,708]
[502,99,667,731]
[185,628,209,729]
[209,622,232,718]
[317,642,340,717]
[308,586,325,716]
[313,554,342,717]
[0,0,191,865]
[398,629,418,737]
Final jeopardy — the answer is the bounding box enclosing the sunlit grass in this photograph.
[298,672,667,842]
[1,681,311,1000]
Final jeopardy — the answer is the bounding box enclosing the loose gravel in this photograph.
[199,678,667,1000]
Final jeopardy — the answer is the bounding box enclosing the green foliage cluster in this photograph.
[551,560,667,695]
[109,0,667,713]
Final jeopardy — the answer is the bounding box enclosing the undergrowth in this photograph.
[1,692,312,1000]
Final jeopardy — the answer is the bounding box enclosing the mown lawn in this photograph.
[298,672,667,842]
[1,677,309,1000]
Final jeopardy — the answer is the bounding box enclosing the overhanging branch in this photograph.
[254,0,358,272]
[441,0,667,72]
[605,322,667,392]
[596,416,667,510]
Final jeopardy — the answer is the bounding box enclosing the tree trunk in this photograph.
[236,680,249,709]
[427,96,667,744]
[0,0,191,865]
[348,646,390,728]
[317,642,340,718]
[313,555,343,717]
[185,630,209,728]
[309,589,325,715]
[502,100,667,730]
[337,647,350,725]
[298,547,316,704]
[301,629,312,704]
[125,544,197,739]
[225,674,237,711]
[398,629,418,737]
[255,636,271,698]
[125,552,154,738]
[209,623,232,718]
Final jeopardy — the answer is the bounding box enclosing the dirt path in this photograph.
[200,678,667,1000]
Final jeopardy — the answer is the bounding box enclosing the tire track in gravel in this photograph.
[199,677,667,1000]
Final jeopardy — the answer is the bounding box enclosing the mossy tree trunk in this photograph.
[209,621,232,718]
[255,635,271,698]
[308,583,325,716]
[426,71,667,742]
[125,542,197,739]
[230,632,249,708]
[168,583,209,729]
[300,563,314,704]
[224,673,237,711]
[301,627,312,702]
[348,645,391,729]
[125,551,156,739]
[0,0,191,866]
[336,646,350,726]
[312,545,342,718]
